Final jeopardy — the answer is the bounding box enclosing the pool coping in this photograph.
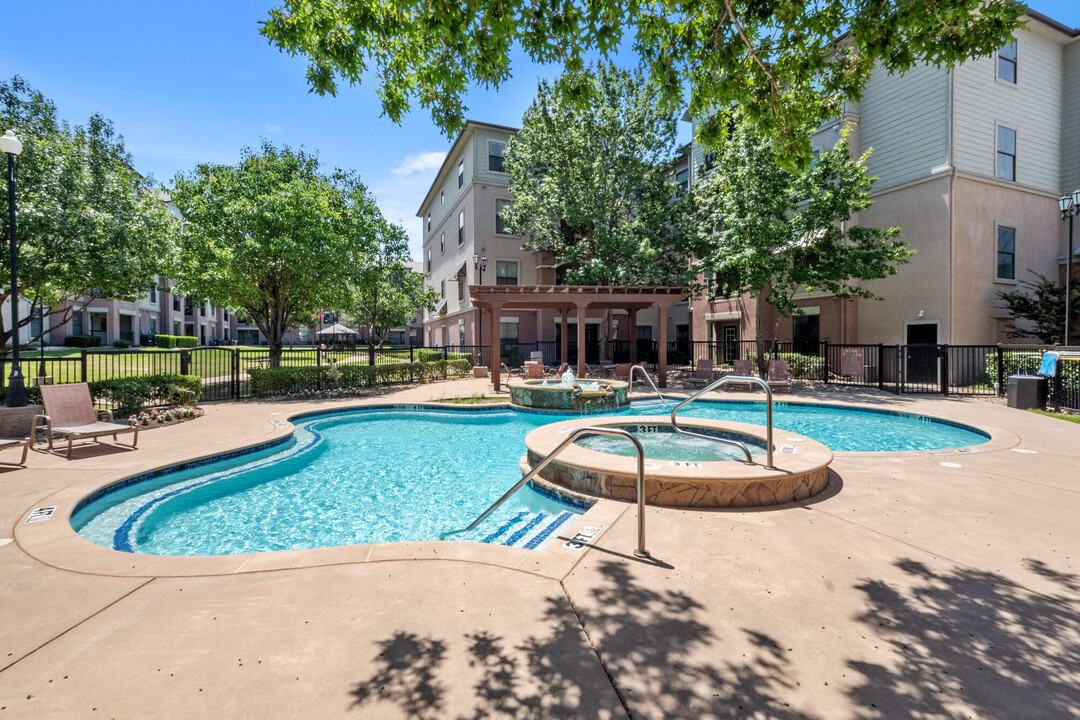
[12,396,1018,580]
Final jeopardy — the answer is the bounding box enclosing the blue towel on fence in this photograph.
[1037,352,1058,377]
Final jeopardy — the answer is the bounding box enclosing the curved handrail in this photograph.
[669,375,775,469]
[628,364,665,403]
[440,427,650,558]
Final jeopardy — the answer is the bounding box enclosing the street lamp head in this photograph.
[1060,194,1073,214]
[0,130,22,157]
[1073,188,1080,208]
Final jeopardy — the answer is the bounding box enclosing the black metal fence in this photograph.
[5,341,1077,411]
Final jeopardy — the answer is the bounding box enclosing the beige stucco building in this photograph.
[692,10,1080,349]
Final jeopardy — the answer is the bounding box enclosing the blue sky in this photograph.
[2,0,1077,260]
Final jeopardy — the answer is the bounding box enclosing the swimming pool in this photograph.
[72,400,989,556]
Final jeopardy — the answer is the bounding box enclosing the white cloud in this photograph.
[265,123,282,133]
[391,151,446,176]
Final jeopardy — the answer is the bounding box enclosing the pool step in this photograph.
[481,510,576,550]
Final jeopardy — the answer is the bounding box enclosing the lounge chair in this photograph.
[768,359,794,393]
[33,383,139,459]
[684,358,714,389]
[0,436,31,466]
[614,363,632,380]
[726,358,756,391]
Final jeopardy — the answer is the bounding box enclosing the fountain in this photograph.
[508,368,630,413]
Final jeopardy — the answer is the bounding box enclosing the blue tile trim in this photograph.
[503,512,547,546]
[481,510,528,544]
[523,512,574,550]
[526,480,595,511]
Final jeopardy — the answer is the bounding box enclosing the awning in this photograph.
[451,259,467,277]
[316,323,358,335]
[433,298,447,314]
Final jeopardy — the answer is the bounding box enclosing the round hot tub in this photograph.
[509,378,630,413]
[523,416,833,508]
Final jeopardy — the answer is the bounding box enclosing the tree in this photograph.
[261,0,1022,165]
[0,76,177,351]
[694,117,911,368]
[169,142,387,366]
[345,225,438,350]
[997,273,1079,344]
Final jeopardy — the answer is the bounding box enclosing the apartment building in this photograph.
[418,120,690,362]
[691,10,1080,348]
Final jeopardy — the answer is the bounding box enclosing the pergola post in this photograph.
[576,304,587,377]
[657,303,669,388]
[489,303,503,391]
[560,309,569,367]
[628,308,638,365]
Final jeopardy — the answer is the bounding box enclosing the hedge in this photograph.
[745,351,825,379]
[413,348,471,362]
[985,351,1079,390]
[64,335,101,348]
[112,339,132,348]
[249,359,472,397]
[155,334,199,349]
[0,373,202,415]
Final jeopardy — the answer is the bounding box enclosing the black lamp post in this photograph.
[473,254,487,355]
[2,129,26,408]
[1059,188,1080,346]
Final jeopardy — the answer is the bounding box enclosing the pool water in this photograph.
[72,400,988,556]
[576,429,768,462]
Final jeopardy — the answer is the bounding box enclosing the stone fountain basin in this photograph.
[508,378,630,412]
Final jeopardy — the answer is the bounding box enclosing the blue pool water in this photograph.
[72,401,988,556]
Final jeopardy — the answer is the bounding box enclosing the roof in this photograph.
[416,120,520,217]
[315,323,357,335]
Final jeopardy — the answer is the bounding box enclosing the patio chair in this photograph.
[0,435,31,466]
[33,383,139,459]
[598,360,616,378]
[524,361,545,379]
[683,358,714,390]
[614,363,632,380]
[768,359,794,393]
[725,358,757,391]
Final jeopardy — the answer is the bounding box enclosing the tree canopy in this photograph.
[261,0,1023,165]
[169,142,389,364]
[997,273,1079,345]
[694,116,911,342]
[0,76,177,350]
[502,64,698,286]
[345,225,438,348]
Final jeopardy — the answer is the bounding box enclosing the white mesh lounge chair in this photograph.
[34,383,139,459]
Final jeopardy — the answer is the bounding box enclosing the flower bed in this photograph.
[127,406,203,428]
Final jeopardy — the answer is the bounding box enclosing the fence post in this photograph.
[410,346,415,364]
[877,344,884,391]
[896,345,903,394]
[180,349,191,376]
[317,345,322,367]
[80,350,88,383]
[1053,363,1063,411]
[231,349,240,400]
[822,341,830,383]
[941,345,950,396]
[995,346,1005,397]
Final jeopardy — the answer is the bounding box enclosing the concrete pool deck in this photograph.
[1,379,1078,718]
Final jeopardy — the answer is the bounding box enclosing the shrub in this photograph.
[64,335,101,348]
[248,358,472,397]
[89,374,202,415]
[0,384,42,405]
[745,351,825,379]
[112,339,132,348]
[154,334,199,349]
[415,348,442,362]
[987,351,1079,390]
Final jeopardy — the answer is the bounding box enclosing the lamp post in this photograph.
[473,254,487,358]
[2,129,26,407]
[1059,188,1080,346]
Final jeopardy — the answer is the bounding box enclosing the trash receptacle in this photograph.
[1006,375,1048,410]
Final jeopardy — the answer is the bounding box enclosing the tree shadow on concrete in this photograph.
[349,559,818,719]
[848,558,1080,719]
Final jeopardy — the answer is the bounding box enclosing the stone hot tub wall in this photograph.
[509,379,630,412]
[523,417,833,509]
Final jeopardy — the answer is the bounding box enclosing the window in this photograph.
[810,149,821,170]
[997,226,1016,280]
[636,326,653,341]
[675,168,688,192]
[495,260,518,286]
[149,317,157,336]
[458,325,465,347]
[440,232,445,254]
[72,312,83,336]
[457,270,466,303]
[488,141,505,172]
[495,199,512,234]
[998,41,1017,83]
[200,303,206,317]
[427,247,432,272]
[440,190,444,206]
[426,212,431,233]
[458,211,464,246]
[149,283,157,303]
[173,319,182,335]
[224,308,229,321]
[458,160,464,188]
[500,321,518,341]
[29,312,43,340]
[997,126,1016,181]
[440,279,445,298]
[172,294,181,312]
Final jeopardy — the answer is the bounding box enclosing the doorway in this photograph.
[904,322,939,387]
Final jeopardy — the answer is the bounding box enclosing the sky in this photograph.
[2,0,1078,260]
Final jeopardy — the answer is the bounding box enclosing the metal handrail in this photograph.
[440,427,650,558]
[628,364,665,403]
[670,375,775,469]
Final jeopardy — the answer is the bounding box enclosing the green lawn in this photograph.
[1028,408,1080,424]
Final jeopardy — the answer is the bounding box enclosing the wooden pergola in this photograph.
[469,285,688,391]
